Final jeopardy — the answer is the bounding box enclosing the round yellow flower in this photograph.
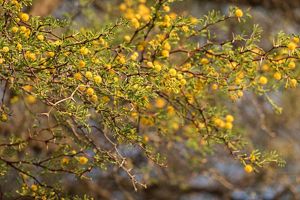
[25,95,37,104]
[273,72,282,80]
[85,71,93,80]
[86,88,94,96]
[290,79,298,88]
[244,164,253,173]
[235,9,243,18]
[168,68,177,76]
[19,12,29,22]
[225,115,234,123]
[287,42,297,51]
[258,76,268,85]
[155,97,166,108]
[2,46,9,53]
[74,73,82,81]
[94,75,102,84]
[30,184,38,191]
[37,34,44,41]
[78,156,88,165]
[288,61,296,70]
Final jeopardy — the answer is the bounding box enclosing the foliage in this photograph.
[0,0,299,198]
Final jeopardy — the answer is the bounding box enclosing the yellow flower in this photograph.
[61,157,70,165]
[79,47,89,55]
[244,164,253,173]
[79,60,86,68]
[163,5,170,12]
[155,97,166,108]
[23,85,33,92]
[46,51,55,58]
[124,35,131,42]
[78,84,86,92]
[37,34,44,41]
[200,58,209,65]
[85,71,93,80]
[290,79,298,88]
[261,64,269,72]
[224,122,233,130]
[78,156,88,165]
[154,63,162,72]
[258,76,268,85]
[74,73,82,80]
[287,42,297,51]
[225,115,234,123]
[90,94,98,103]
[162,42,171,51]
[131,18,140,29]
[94,75,102,84]
[118,55,126,64]
[273,72,282,80]
[292,37,300,44]
[19,12,29,22]
[16,43,22,51]
[180,78,187,85]
[130,52,139,61]
[214,118,225,128]
[235,8,243,18]
[30,184,38,191]
[168,68,177,76]
[86,88,94,96]
[288,61,296,70]
[25,95,37,104]
[161,50,169,58]
[11,26,19,33]
[211,83,218,90]
[1,113,8,122]
[2,46,9,53]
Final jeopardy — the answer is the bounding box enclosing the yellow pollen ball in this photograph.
[200,58,209,65]
[244,164,253,173]
[288,61,296,70]
[161,50,170,58]
[25,95,37,104]
[224,122,233,129]
[78,156,88,165]
[47,51,55,58]
[155,98,166,108]
[94,75,102,84]
[211,83,218,90]
[37,34,44,41]
[163,5,170,12]
[85,71,93,80]
[79,60,86,68]
[2,47,9,53]
[11,26,19,33]
[225,115,234,123]
[273,72,282,80]
[31,184,38,191]
[235,9,243,18]
[258,76,268,85]
[290,79,298,88]
[61,157,69,165]
[19,12,29,22]
[169,68,177,76]
[74,73,82,80]
[79,47,89,55]
[287,42,297,51]
[86,88,94,96]
[90,95,98,103]
[78,84,86,92]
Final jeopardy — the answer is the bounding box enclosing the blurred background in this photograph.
[5,0,300,199]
